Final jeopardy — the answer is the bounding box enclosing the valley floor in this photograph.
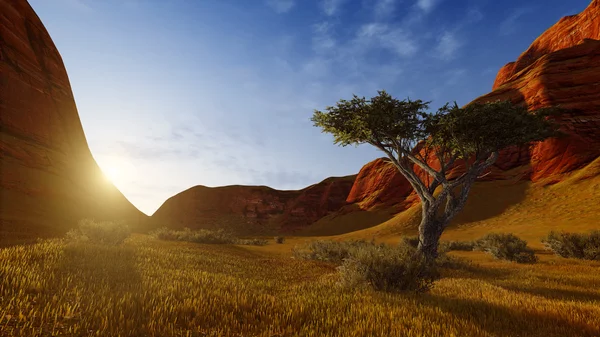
[1,234,599,337]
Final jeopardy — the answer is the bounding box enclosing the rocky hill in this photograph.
[343,0,600,215]
[0,0,146,243]
[150,176,356,234]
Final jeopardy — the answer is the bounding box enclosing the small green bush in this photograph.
[274,236,285,244]
[337,241,438,293]
[474,233,537,263]
[542,230,600,260]
[66,219,131,245]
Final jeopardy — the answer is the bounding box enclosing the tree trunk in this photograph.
[416,205,443,262]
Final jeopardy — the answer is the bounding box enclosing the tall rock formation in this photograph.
[0,0,146,241]
[347,0,600,209]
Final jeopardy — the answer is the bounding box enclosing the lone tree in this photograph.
[312,91,560,260]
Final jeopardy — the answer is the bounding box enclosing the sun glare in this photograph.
[100,156,133,184]
[102,165,121,182]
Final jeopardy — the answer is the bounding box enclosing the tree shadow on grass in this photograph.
[497,284,600,304]
[419,294,600,337]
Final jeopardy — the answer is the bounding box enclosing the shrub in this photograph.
[440,240,476,252]
[237,238,269,246]
[274,236,285,244]
[292,239,375,264]
[294,239,439,293]
[401,236,420,248]
[542,230,600,260]
[474,233,537,263]
[337,241,439,293]
[66,219,131,245]
[150,227,237,244]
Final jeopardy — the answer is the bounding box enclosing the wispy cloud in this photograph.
[435,31,463,60]
[266,0,295,13]
[416,0,441,13]
[374,0,398,19]
[499,7,534,36]
[357,23,418,57]
[321,0,346,16]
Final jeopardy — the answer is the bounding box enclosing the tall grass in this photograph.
[1,235,599,336]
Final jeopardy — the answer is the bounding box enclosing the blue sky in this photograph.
[29,0,590,215]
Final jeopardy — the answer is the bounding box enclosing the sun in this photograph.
[99,156,131,183]
[102,164,122,183]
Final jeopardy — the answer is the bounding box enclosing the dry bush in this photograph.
[475,233,537,263]
[65,219,130,245]
[542,230,600,260]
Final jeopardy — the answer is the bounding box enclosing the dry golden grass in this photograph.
[1,233,599,337]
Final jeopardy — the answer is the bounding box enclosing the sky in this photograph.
[29,0,590,215]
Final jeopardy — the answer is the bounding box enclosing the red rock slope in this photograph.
[0,0,146,241]
[150,176,356,235]
[348,0,600,210]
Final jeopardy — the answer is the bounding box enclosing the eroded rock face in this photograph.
[0,0,146,239]
[493,0,600,90]
[347,1,600,209]
[150,176,356,234]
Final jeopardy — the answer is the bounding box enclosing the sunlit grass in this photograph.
[1,234,599,336]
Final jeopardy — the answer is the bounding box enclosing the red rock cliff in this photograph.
[348,0,600,208]
[0,0,146,240]
[493,0,600,90]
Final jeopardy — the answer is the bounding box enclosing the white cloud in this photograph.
[266,0,295,13]
[357,23,418,57]
[435,31,462,60]
[321,0,346,16]
[499,7,534,36]
[312,22,337,54]
[416,0,441,13]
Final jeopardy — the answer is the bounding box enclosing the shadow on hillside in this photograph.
[449,180,530,227]
[419,294,599,337]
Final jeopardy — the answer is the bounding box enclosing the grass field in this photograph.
[1,233,599,337]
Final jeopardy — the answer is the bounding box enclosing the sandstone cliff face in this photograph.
[0,0,146,240]
[347,1,600,209]
[150,176,355,234]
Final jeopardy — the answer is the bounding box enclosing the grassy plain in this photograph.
[1,233,600,337]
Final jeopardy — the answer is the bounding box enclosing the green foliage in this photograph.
[65,219,131,246]
[274,236,285,244]
[542,231,600,260]
[428,100,560,158]
[311,90,429,148]
[475,233,537,264]
[312,91,559,161]
[338,242,439,293]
